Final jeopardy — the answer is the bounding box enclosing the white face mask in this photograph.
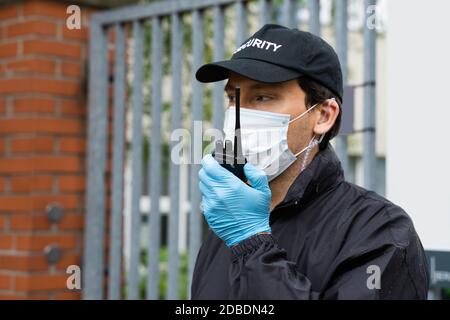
[223,103,325,182]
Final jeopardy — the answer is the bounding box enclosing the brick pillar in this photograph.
[0,0,96,299]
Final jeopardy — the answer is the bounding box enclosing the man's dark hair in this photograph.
[297,77,342,150]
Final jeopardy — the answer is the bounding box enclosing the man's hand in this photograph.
[198,154,271,247]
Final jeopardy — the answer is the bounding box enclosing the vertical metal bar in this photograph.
[83,19,108,300]
[259,0,272,26]
[335,0,348,81]
[212,5,225,132]
[146,16,163,301]
[282,0,296,28]
[188,9,204,300]
[363,0,376,190]
[127,20,144,300]
[236,1,248,46]
[108,23,126,300]
[147,17,163,299]
[167,12,183,300]
[308,0,320,35]
[334,0,349,177]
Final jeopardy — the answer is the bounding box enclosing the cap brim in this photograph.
[195,58,302,84]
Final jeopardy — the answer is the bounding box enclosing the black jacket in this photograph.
[191,144,429,299]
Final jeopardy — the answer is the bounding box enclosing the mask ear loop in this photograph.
[317,133,325,144]
[290,97,335,123]
[289,102,320,124]
[298,133,325,172]
[294,97,335,160]
[290,97,332,159]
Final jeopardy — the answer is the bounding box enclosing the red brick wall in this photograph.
[0,0,96,300]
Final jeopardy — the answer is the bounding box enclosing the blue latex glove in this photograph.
[198,154,271,247]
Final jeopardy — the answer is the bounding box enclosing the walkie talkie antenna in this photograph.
[211,86,246,181]
[234,87,244,163]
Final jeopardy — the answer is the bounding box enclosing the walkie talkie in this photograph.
[212,86,247,182]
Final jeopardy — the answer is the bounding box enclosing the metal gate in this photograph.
[83,0,377,300]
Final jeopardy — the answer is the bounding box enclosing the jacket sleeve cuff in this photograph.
[230,233,276,260]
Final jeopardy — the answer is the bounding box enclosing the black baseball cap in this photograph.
[196,24,343,102]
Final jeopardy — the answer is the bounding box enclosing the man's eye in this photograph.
[256,96,271,102]
[228,95,235,103]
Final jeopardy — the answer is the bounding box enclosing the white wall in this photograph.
[386,0,450,251]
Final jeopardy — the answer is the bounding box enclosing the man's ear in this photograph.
[313,98,339,135]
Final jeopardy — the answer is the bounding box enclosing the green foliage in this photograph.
[443,287,450,300]
[138,247,189,300]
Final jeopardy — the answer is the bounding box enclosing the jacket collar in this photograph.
[272,143,344,212]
